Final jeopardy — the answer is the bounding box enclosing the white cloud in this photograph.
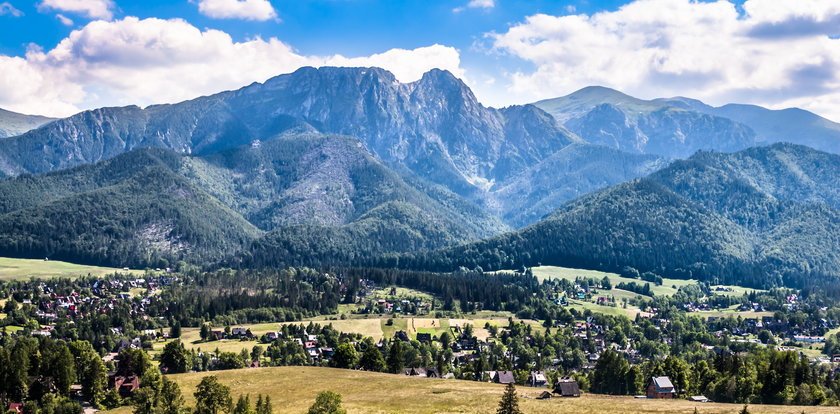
[196,0,277,21]
[489,0,840,121]
[38,0,115,20]
[453,0,495,13]
[327,45,465,83]
[56,13,74,26]
[0,2,23,17]
[0,16,465,117]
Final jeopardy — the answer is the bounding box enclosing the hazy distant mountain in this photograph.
[656,97,840,154]
[485,143,666,227]
[535,86,840,157]
[399,143,840,288]
[0,108,55,138]
[534,86,756,158]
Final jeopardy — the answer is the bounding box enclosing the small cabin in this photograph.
[646,376,675,399]
[553,378,581,397]
[529,371,549,387]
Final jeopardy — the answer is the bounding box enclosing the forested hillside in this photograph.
[392,144,840,288]
[0,149,260,267]
[0,134,507,268]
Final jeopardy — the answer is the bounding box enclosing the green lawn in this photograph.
[367,287,437,302]
[567,299,648,319]
[694,305,774,319]
[521,265,697,296]
[0,257,142,280]
[710,285,768,296]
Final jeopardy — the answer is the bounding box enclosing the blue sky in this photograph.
[1,0,838,121]
[0,1,632,56]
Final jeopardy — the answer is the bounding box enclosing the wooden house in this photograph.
[553,378,581,397]
[646,376,675,399]
[529,371,549,387]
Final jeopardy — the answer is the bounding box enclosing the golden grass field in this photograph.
[0,256,142,280]
[104,366,838,414]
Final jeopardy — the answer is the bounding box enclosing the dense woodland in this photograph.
[386,144,840,289]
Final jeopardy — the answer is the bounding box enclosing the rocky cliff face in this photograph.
[0,67,576,194]
[1,67,638,228]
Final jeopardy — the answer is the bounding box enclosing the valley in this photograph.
[0,66,839,414]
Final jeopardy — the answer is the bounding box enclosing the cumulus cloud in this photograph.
[489,0,840,121]
[0,2,23,17]
[38,0,115,20]
[453,0,495,13]
[196,0,277,21]
[0,16,465,117]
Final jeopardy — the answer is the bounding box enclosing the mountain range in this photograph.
[0,67,663,230]
[535,86,840,158]
[0,66,839,284]
[396,143,840,288]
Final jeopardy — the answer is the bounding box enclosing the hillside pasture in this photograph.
[103,366,840,414]
[0,256,142,280]
[524,265,697,297]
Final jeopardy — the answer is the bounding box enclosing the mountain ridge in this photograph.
[0,66,657,230]
[536,87,840,157]
[0,107,56,138]
[391,143,840,288]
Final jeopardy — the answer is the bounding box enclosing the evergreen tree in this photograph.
[496,383,522,414]
[592,350,630,395]
[233,395,253,414]
[254,395,271,414]
[386,341,404,374]
[171,322,182,338]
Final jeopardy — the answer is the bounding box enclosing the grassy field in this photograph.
[693,305,774,319]
[524,266,697,297]
[566,299,649,319]
[710,285,768,297]
[104,366,837,414]
[0,257,142,280]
